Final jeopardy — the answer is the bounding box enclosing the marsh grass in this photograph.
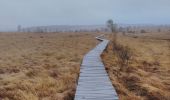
[102,32,170,100]
[0,32,99,100]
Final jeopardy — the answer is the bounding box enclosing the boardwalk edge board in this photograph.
[74,34,119,100]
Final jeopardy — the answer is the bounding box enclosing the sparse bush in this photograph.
[112,43,132,71]
[141,61,159,72]
[49,70,59,78]
[42,52,53,56]
[9,68,20,73]
[127,30,135,33]
[122,32,126,36]
[140,29,147,33]
[132,36,138,38]
[26,70,38,77]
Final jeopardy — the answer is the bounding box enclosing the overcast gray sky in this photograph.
[0,0,170,31]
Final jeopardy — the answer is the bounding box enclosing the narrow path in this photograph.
[74,35,118,100]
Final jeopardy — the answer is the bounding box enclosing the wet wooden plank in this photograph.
[74,35,119,100]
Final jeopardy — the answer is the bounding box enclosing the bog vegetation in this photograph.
[0,32,98,100]
[102,32,170,100]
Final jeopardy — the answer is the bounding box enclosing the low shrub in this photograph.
[112,42,132,71]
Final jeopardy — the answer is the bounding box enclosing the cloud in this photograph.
[0,0,170,30]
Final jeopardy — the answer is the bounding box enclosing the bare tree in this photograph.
[17,25,21,32]
[107,19,117,44]
[158,28,161,32]
[118,27,124,33]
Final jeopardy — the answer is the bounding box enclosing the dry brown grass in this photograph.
[102,32,170,100]
[0,32,99,100]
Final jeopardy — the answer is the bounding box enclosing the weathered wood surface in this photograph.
[74,35,119,100]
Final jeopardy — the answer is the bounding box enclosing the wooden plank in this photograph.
[74,35,119,100]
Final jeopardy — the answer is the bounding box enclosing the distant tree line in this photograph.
[18,26,110,33]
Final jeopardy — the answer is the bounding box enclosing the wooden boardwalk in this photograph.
[74,35,119,100]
